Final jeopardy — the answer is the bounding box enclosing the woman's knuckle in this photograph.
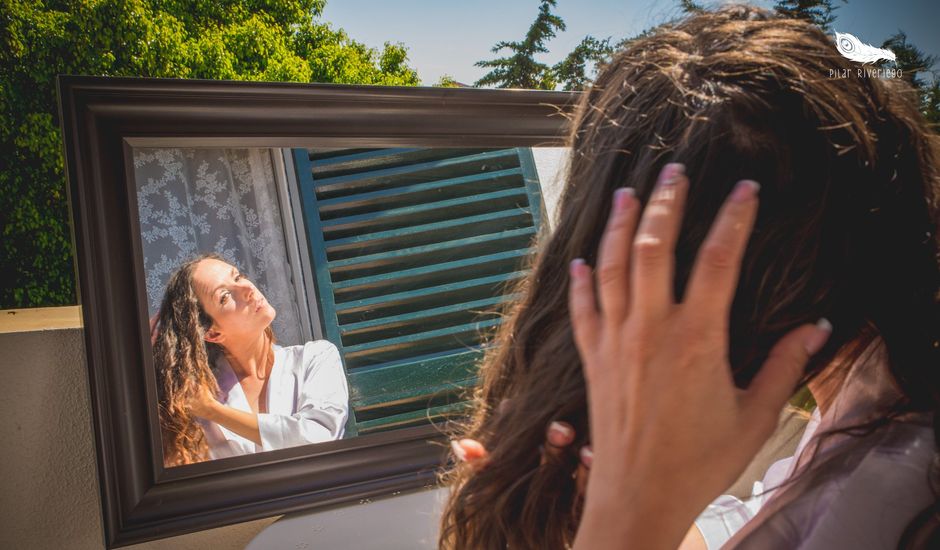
[701,241,735,269]
[633,235,666,263]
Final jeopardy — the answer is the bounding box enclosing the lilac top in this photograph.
[695,341,936,549]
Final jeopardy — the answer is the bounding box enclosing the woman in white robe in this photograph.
[151,253,349,466]
[201,340,349,460]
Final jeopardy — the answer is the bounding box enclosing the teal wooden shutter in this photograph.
[292,147,543,435]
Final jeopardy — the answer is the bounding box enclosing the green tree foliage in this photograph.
[474,0,565,89]
[678,0,705,14]
[881,31,937,89]
[0,0,419,308]
[434,74,461,88]
[923,78,940,132]
[553,36,614,91]
[880,31,940,131]
[475,0,615,91]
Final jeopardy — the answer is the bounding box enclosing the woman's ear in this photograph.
[204,326,224,345]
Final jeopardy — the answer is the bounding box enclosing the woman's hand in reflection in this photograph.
[569,164,832,550]
[187,384,219,420]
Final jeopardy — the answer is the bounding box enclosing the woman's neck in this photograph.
[223,332,272,380]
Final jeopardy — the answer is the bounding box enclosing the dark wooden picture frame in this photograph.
[57,75,576,547]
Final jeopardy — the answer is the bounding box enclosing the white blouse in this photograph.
[201,340,350,459]
[694,342,936,549]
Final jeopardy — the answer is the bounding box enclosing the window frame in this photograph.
[58,75,576,548]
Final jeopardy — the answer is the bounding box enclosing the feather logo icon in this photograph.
[834,32,897,64]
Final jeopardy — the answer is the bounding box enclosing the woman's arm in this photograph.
[190,343,349,450]
[568,165,831,549]
[189,385,262,445]
[255,341,349,449]
[203,401,262,446]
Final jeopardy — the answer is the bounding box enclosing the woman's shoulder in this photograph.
[745,420,936,549]
[275,340,342,370]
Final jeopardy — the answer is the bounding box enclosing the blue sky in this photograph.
[321,0,940,86]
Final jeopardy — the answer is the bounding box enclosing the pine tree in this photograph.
[678,0,705,14]
[881,31,938,89]
[553,36,614,91]
[475,0,566,89]
[774,0,846,32]
[922,77,940,132]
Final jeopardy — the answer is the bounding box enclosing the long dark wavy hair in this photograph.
[153,253,275,467]
[440,4,940,549]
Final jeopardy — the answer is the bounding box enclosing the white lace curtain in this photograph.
[133,148,305,345]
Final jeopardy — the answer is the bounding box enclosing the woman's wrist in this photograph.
[575,466,701,550]
[201,400,224,423]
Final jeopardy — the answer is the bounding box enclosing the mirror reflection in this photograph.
[133,145,569,467]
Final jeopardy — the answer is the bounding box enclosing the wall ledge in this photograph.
[0,306,82,334]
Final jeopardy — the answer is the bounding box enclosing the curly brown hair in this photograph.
[440,4,940,549]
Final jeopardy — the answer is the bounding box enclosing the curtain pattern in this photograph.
[133,148,303,345]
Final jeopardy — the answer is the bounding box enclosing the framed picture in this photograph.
[58,75,576,547]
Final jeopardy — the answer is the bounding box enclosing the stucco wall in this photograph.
[0,328,279,549]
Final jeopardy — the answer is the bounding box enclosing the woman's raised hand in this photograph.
[569,164,831,550]
[186,384,219,420]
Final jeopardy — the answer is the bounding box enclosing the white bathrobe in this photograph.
[201,340,350,459]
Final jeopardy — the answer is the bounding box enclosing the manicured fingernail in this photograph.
[662,163,685,186]
[731,180,760,202]
[804,318,833,355]
[570,258,586,277]
[547,421,574,446]
[579,446,594,468]
[450,440,467,462]
[614,187,635,212]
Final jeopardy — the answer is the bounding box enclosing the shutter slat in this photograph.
[356,402,473,434]
[341,294,512,339]
[310,147,421,170]
[313,149,520,196]
[344,318,502,357]
[320,188,529,239]
[331,248,532,303]
[334,270,526,324]
[328,226,535,274]
[348,348,483,406]
[343,318,502,368]
[318,167,523,214]
[324,208,533,260]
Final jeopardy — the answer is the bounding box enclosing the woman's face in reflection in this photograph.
[191,258,276,345]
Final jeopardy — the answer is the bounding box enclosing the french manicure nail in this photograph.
[804,318,833,355]
[579,446,594,468]
[548,421,574,445]
[450,439,467,462]
[570,258,585,276]
[731,180,761,202]
[613,187,632,212]
[662,163,685,185]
